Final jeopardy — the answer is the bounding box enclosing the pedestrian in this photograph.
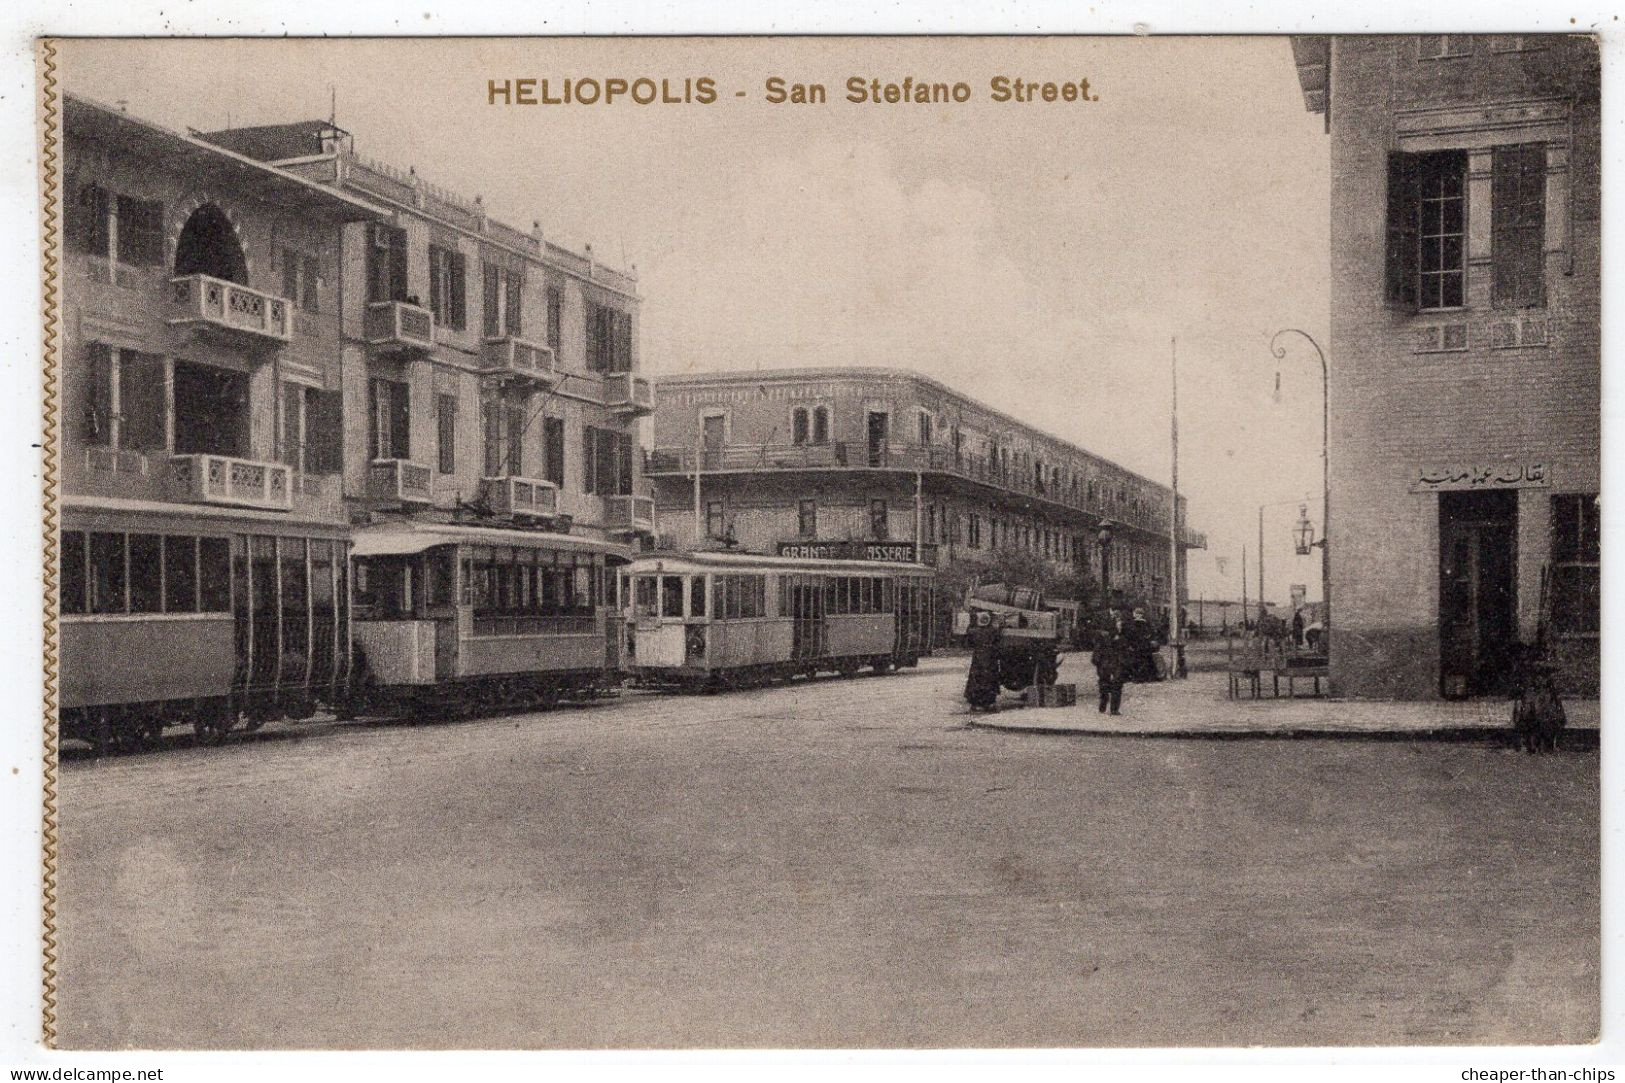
[1093,617,1127,715]
[1292,608,1306,649]
[1126,607,1157,682]
[964,611,1003,712]
[1511,644,1566,753]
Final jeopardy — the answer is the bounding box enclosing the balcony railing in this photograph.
[479,475,559,520]
[479,337,557,386]
[604,373,654,416]
[364,300,435,355]
[168,275,291,346]
[367,458,434,506]
[604,494,656,533]
[169,454,293,511]
[647,441,1193,539]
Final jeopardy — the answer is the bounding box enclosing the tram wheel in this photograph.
[89,710,116,758]
[118,715,164,754]
[193,700,235,747]
[871,658,893,675]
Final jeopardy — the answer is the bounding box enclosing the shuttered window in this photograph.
[1492,144,1547,309]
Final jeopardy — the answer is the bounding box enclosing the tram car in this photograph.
[345,523,627,717]
[621,550,936,689]
[58,497,353,754]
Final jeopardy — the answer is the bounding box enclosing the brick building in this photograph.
[199,119,655,544]
[645,368,1204,626]
[1290,35,1600,697]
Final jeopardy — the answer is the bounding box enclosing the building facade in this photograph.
[1291,35,1600,697]
[199,120,655,544]
[645,368,1204,625]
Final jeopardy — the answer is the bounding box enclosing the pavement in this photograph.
[971,653,1600,742]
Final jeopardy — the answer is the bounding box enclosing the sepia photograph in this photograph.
[29,28,1602,1056]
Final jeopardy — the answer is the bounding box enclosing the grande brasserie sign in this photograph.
[776,540,924,563]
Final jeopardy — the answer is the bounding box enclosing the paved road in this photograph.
[56,657,1599,1048]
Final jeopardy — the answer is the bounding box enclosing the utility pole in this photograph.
[692,420,703,545]
[1241,545,1248,630]
[1168,337,1184,677]
[1257,504,1265,621]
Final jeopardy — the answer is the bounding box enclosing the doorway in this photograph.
[174,203,248,284]
[1438,490,1518,697]
[866,411,889,467]
[700,413,726,471]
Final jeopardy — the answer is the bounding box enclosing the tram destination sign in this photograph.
[776,540,932,564]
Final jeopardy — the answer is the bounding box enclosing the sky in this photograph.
[59,35,1332,604]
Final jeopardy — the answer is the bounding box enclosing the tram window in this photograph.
[726,577,741,618]
[426,549,455,607]
[860,577,873,614]
[575,564,595,610]
[282,539,310,664]
[61,531,87,615]
[634,575,657,619]
[163,535,198,612]
[89,532,125,614]
[199,537,231,612]
[126,534,163,613]
[660,575,684,619]
[690,576,707,618]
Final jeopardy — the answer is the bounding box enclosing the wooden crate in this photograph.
[1024,683,1077,707]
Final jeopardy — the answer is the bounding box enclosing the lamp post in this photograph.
[1269,328,1330,639]
[1257,496,1310,623]
[1096,521,1116,610]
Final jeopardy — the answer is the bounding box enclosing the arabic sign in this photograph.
[1409,462,1551,492]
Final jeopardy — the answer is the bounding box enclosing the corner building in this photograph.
[645,368,1204,635]
[199,120,654,546]
[1291,35,1600,697]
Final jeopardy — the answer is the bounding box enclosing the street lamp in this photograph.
[1294,502,1319,557]
[1269,328,1331,639]
[1096,520,1115,607]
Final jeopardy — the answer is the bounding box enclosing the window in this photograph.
[587,301,633,373]
[437,394,458,475]
[812,405,829,445]
[546,285,563,353]
[581,424,631,496]
[798,499,817,538]
[467,545,604,631]
[1387,150,1467,310]
[483,261,523,337]
[282,384,342,474]
[114,196,163,266]
[706,500,725,539]
[870,499,889,540]
[366,224,408,304]
[1551,494,1599,636]
[68,183,110,257]
[689,576,707,617]
[428,244,467,330]
[281,248,322,313]
[163,535,198,613]
[1418,34,1474,59]
[793,407,810,446]
[1492,144,1547,309]
[80,344,166,453]
[712,575,766,619]
[62,531,231,616]
[918,411,932,445]
[967,514,982,549]
[369,378,410,460]
[661,575,685,619]
[543,416,565,487]
[60,530,87,615]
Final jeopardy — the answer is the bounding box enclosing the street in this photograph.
[56,656,1599,1049]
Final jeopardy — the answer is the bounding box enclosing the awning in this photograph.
[350,523,632,559]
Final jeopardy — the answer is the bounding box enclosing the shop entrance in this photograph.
[1438,489,1518,697]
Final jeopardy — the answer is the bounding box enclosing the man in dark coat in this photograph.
[1125,607,1158,682]
[964,611,1003,712]
[1092,617,1127,715]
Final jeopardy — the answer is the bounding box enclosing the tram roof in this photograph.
[625,550,935,575]
[350,522,632,559]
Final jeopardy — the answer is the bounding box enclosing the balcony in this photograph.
[169,454,292,511]
[479,475,559,520]
[604,494,656,534]
[604,373,654,417]
[479,337,557,387]
[168,275,291,347]
[367,458,434,507]
[364,301,435,357]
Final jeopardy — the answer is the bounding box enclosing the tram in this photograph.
[345,523,627,717]
[58,496,353,754]
[621,550,936,689]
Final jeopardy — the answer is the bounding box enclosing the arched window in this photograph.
[174,203,248,284]
[792,407,810,446]
[811,405,829,445]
